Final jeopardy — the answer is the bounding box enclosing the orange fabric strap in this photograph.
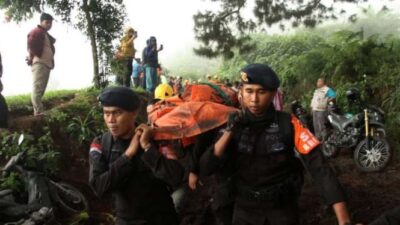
[291,115,320,155]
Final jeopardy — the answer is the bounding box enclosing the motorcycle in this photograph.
[0,135,89,224]
[291,89,391,172]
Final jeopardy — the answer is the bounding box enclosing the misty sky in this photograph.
[0,0,213,96]
[0,0,398,96]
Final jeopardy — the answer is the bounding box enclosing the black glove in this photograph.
[226,111,243,132]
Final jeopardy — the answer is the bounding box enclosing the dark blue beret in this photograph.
[240,64,280,91]
[98,87,140,111]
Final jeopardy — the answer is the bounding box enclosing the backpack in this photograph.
[100,132,113,162]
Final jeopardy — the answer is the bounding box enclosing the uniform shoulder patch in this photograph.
[291,115,320,155]
[89,137,102,155]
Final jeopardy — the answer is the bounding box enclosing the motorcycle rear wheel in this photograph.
[354,136,391,172]
[49,182,89,214]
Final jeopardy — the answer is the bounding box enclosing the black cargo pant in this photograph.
[123,58,133,87]
[116,213,179,225]
[0,93,8,128]
[369,206,400,225]
[212,179,235,225]
[232,201,299,225]
[214,203,234,225]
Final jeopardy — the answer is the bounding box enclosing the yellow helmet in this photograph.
[155,84,174,100]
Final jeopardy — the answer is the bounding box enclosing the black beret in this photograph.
[40,13,53,21]
[98,87,140,111]
[240,64,280,91]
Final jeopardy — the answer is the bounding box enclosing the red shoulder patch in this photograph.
[89,142,102,154]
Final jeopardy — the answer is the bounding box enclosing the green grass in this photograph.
[6,89,77,108]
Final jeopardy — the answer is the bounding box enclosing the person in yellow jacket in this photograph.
[118,26,137,87]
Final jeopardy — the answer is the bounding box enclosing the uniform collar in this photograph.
[245,104,276,125]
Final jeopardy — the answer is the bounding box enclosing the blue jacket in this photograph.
[131,61,143,78]
[143,45,158,67]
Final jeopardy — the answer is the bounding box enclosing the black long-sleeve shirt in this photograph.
[200,111,346,206]
[370,206,400,225]
[88,134,183,222]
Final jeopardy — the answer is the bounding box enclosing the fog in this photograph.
[0,0,398,96]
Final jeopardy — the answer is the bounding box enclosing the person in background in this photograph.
[89,87,183,225]
[131,58,142,88]
[118,27,137,87]
[0,52,2,78]
[310,78,336,140]
[273,87,284,111]
[143,36,163,94]
[157,65,168,84]
[207,74,212,82]
[27,13,55,116]
[183,79,190,89]
[231,81,240,93]
[0,51,8,129]
[212,75,219,84]
[168,76,175,88]
[173,76,183,95]
[224,79,232,87]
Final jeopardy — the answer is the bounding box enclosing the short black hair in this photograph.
[40,13,53,22]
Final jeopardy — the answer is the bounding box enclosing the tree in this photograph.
[0,0,127,88]
[193,0,390,58]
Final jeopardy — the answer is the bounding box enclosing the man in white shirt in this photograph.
[310,78,336,140]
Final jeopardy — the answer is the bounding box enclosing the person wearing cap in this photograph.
[199,64,357,225]
[118,26,137,87]
[143,36,163,94]
[88,87,184,225]
[27,12,55,116]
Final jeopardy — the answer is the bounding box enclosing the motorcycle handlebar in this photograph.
[1,149,28,173]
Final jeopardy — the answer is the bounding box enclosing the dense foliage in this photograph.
[193,0,391,58]
[0,88,103,189]
[219,30,400,152]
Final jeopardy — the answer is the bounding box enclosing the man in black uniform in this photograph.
[200,64,356,225]
[89,87,183,225]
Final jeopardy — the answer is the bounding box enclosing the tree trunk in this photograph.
[82,0,100,88]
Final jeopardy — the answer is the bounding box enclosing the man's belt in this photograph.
[237,174,302,203]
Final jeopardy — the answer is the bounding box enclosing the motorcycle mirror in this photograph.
[18,134,24,145]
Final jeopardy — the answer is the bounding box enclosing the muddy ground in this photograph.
[3,99,399,225]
